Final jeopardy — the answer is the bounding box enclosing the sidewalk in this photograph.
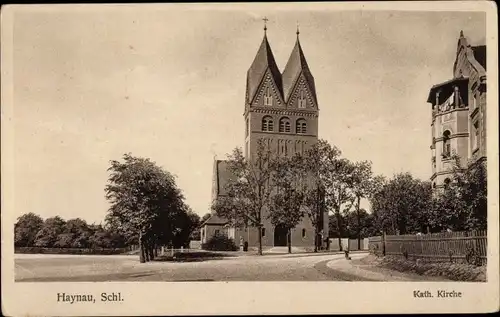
[325,253,450,281]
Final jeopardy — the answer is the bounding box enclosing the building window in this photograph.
[432,183,436,189]
[264,87,273,106]
[442,130,451,158]
[215,229,220,236]
[473,122,479,150]
[298,90,307,108]
[302,229,306,238]
[296,119,307,134]
[261,228,266,237]
[444,178,451,189]
[279,117,291,133]
[262,116,274,132]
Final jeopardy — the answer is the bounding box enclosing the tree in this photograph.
[64,218,92,248]
[343,208,378,239]
[319,145,354,251]
[14,213,44,247]
[34,216,66,247]
[88,224,114,249]
[370,173,432,235]
[347,161,374,249]
[303,140,332,252]
[212,140,274,255]
[105,153,186,263]
[171,206,200,248]
[268,154,308,253]
[432,157,487,231]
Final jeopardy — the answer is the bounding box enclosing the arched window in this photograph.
[298,90,307,108]
[262,116,274,132]
[302,229,306,238]
[264,87,273,106]
[296,119,307,134]
[442,130,451,158]
[279,117,291,133]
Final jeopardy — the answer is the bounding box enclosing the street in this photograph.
[14,252,449,282]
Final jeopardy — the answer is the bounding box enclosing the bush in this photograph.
[202,233,238,251]
[15,247,128,255]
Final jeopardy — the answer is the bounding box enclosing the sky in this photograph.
[9,6,486,224]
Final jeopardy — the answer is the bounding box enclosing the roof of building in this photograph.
[200,213,228,226]
[246,33,283,104]
[282,35,317,104]
[472,45,486,70]
[426,77,469,104]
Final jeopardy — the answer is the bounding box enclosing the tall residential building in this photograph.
[427,31,486,189]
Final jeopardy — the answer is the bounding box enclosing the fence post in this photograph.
[382,231,386,256]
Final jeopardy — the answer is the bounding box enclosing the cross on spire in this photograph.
[263,16,269,33]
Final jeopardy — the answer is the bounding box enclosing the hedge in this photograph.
[15,247,129,255]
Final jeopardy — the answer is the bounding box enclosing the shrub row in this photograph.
[379,256,486,282]
[15,247,129,255]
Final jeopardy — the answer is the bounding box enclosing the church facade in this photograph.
[202,27,328,251]
[426,31,486,189]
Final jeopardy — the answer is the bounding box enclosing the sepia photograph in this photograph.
[1,2,498,315]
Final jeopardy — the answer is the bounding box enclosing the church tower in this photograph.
[241,23,325,249]
[244,25,319,161]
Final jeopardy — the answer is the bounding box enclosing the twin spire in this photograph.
[246,20,316,105]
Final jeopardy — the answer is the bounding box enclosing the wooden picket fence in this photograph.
[368,230,487,266]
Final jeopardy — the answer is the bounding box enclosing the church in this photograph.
[426,31,487,190]
[201,23,329,251]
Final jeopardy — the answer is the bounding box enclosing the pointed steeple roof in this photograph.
[282,34,317,104]
[246,33,283,104]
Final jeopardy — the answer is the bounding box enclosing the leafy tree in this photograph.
[64,218,92,248]
[170,206,200,248]
[14,213,44,247]
[343,208,378,239]
[370,173,432,235]
[105,153,186,263]
[317,143,353,251]
[54,233,75,248]
[187,210,201,241]
[212,140,274,255]
[303,140,330,252]
[34,216,66,247]
[268,154,308,253]
[88,224,114,248]
[346,161,374,249]
[432,157,487,231]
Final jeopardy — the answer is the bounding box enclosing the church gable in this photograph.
[250,69,285,107]
[286,73,317,109]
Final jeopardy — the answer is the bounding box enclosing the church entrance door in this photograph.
[274,224,288,247]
